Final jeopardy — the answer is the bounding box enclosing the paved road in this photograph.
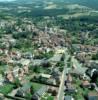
[57,48,70,100]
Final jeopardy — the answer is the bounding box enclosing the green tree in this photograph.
[30,85,34,95]
[14,78,21,88]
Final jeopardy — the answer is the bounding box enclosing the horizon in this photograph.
[0,0,15,2]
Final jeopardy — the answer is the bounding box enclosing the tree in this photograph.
[14,78,21,88]
[91,71,98,83]
[30,85,34,95]
[92,52,98,60]
[96,78,98,86]
[52,90,57,96]
[33,66,40,73]
[43,62,51,68]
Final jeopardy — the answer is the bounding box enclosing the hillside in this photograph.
[12,0,98,10]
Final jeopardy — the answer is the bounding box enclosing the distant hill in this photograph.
[13,0,98,10]
[62,0,98,10]
[0,0,98,10]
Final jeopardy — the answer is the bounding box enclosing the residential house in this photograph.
[4,66,14,83]
[66,74,73,83]
[16,83,31,97]
[13,66,20,77]
[65,83,76,93]
[36,86,47,97]
[40,73,51,79]
[23,52,33,59]
[32,59,44,66]
[23,65,29,74]
[47,78,56,85]
[5,72,14,83]
[81,81,91,88]
[55,48,65,54]
[48,54,62,65]
[51,68,61,79]
[64,96,74,100]
[69,67,87,78]
[31,94,39,100]
[87,92,98,100]
[20,59,30,66]
[18,68,25,81]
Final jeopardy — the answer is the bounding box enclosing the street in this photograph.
[57,48,70,100]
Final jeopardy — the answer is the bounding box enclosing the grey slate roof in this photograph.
[36,86,47,97]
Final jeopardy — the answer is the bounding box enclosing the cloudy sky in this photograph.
[0,0,15,1]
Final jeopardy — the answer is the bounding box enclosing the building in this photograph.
[23,65,29,74]
[20,59,30,66]
[64,96,74,100]
[66,74,73,83]
[40,73,51,79]
[18,68,25,80]
[81,81,90,88]
[48,54,62,65]
[32,59,44,66]
[13,66,20,77]
[69,67,87,78]
[65,83,76,93]
[16,83,31,97]
[87,92,98,100]
[55,48,65,54]
[5,72,14,83]
[36,86,47,97]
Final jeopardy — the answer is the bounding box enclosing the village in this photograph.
[0,18,98,100]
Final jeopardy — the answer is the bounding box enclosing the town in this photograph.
[0,0,98,100]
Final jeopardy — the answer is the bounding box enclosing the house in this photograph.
[5,72,14,83]
[48,54,62,65]
[65,83,76,93]
[32,59,44,66]
[18,68,25,80]
[16,83,31,97]
[23,65,29,74]
[36,86,47,97]
[55,48,65,54]
[51,68,61,79]
[87,92,98,100]
[81,81,90,88]
[20,59,30,66]
[66,74,73,83]
[13,66,20,77]
[23,52,33,59]
[40,73,51,79]
[31,94,39,100]
[69,67,87,78]
[64,96,74,100]
[4,66,14,83]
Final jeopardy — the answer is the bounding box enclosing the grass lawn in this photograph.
[32,82,43,92]
[41,93,54,100]
[72,77,97,100]
[0,84,14,95]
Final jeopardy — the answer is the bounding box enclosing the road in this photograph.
[57,48,70,100]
